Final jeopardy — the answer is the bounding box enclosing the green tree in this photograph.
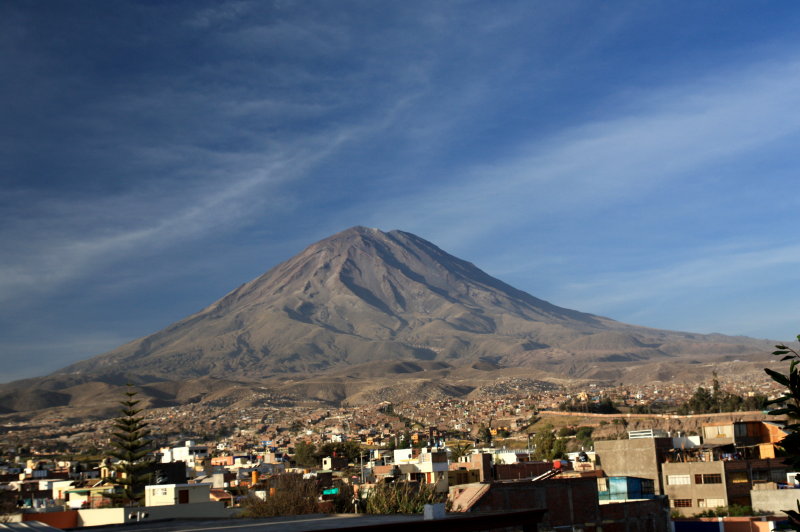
[241,474,320,517]
[595,397,619,414]
[575,426,594,449]
[765,336,800,529]
[558,397,619,414]
[364,482,446,514]
[532,424,561,460]
[449,442,473,462]
[551,438,567,460]
[557,427,577,438]
[108,384,152,505]
[477,425,492,446]
[318,441,363,463]
[678,386,714,415]
[293,441,318,468]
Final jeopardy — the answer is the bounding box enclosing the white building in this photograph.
[389,448,449,493]
[160,440,209,470]
[145,483,212,506]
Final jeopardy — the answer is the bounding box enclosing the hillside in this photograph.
[0,226,774,415]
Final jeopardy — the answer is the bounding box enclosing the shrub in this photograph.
[693,504,756,518]
[241,474,322,517]
[557,427,576,438]
[364,482,446,514]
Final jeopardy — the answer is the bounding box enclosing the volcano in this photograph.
[0,226,773,414]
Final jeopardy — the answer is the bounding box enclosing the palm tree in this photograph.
[449,442,473,462]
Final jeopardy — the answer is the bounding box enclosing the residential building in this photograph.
[160,440,209,472]
[373,448,450,492]
[145,483,212,506]
[322,456,349,471]
[594,435,673,494]
[750,482,800,514]
[449,476,670,531]
[597,476,656,501]
[663,456,788,516]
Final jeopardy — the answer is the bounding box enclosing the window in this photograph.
[729,471,749,484]
[671,499,692,508]
[641,479,655,495]
[752,470,769,483]
[698,498,725,508]
[597,478,608,491]
[668,475,691,485]
[771,469,787,483]
[698,474,722,484]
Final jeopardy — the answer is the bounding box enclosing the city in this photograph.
[0,372,794,530]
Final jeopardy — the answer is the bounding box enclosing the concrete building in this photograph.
[450,476,670,532]
[145,483,212,506]
[594,436,673,494]
[597,476,656,501]
[702,420,785,449]
[160,440,209,471]
[373,448,450,492]
[663,457,789,516]
[751,483,800,515]
[322,456,349,471]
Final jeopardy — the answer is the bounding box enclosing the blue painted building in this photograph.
[598,476,656,501]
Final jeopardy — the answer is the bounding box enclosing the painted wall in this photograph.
[75,501,231,527]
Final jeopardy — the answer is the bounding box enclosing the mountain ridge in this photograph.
[0,226,774,416]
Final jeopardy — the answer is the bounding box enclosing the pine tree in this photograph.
[109,383,152,505]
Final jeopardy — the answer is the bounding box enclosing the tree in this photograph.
[677,372,767,415]
[364,482,447,514]
[551,438,567,460]
[558,397,619,414]
[677,386,714,415]
[532,424,563,460]
[557,427,577,438]
[449,442,473,462]
[765,336,800,529]
[477,425,492,446]
[575,426,594,449]
[108,384,152,505]
[293,441,317,467]
[318,441,363,463]
[242,474,320,517]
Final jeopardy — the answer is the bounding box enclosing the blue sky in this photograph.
[3,1,800,382]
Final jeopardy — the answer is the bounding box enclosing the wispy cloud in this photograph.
[0,145,310,303]
[372,55,800,247]
[4,1,800,380]
[557,242,800,310]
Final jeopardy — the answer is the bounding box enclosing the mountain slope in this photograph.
[58,227,617,379]
[1,226,773,413]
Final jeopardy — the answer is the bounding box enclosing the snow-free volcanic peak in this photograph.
[0,226,773,414]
